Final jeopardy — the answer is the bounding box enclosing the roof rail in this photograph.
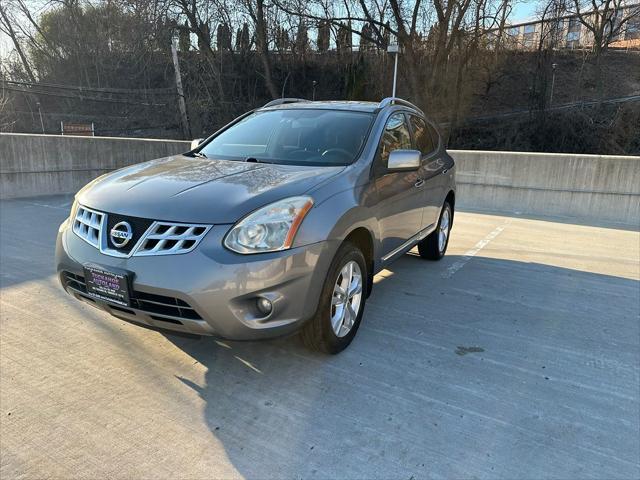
[262,98,311,108]
[378,97,423,114]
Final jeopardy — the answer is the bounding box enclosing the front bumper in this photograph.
[56,219,336,340]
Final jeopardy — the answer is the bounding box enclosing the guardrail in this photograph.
[1,133,638,225]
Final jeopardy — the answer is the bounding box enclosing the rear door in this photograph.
[408,115,446,228]
[373,112,426,259]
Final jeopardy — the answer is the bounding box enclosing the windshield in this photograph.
[197,109,374,166]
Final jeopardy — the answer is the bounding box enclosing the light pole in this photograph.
[35,101,45,134]
[281,72,291,98]
[387,43,400,97]
[550,63,558,107]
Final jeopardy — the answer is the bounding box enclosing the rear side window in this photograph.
[409,115,437,156]
[378,113,412,165]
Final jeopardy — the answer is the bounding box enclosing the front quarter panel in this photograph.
[293,182,381,270]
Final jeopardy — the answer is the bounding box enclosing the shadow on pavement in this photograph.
[160,254,639,479]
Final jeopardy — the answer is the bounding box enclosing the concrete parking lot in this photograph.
[1,195,638,479]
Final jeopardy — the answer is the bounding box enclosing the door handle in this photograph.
[414,178,425,188]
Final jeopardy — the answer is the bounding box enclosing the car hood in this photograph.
[78,155,344,223]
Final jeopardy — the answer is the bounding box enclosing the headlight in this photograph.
[69,198,78,222]
[60,198,78,233]
[224,196,314,254]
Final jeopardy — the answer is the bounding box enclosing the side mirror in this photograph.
[387,149,421,171]
[190,138,204,150]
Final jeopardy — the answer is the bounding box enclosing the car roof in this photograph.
[260,100,381,113]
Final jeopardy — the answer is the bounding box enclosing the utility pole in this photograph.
[388,44,400,97]
[171,38,191,139]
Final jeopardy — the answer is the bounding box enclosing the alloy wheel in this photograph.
[438,208,450,253]
[330,260,363,337]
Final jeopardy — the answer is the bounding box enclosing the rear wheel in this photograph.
[418,201,452,260]
[301,242,367,354]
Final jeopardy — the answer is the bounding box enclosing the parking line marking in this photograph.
[24,201,68,211]
[443,221,510,278]
[234,355,262,374]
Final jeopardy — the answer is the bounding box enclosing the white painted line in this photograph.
[234,355,263,374]
[215,340,232,349]
[25,202,68,211]
[442,221,510,278]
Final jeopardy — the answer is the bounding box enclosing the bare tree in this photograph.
[317,19,330,52]
[0,1,37,82]
[245,0,279,98]
[0,75,15,131]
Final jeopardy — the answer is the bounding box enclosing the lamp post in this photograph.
[550,63,558,107]
[387,43,400,97]
[35,101,45,134]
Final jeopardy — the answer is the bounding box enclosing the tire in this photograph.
[418,201,452,260]
[300,242,367,354]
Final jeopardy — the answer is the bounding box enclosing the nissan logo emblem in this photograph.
[110,221,133,248]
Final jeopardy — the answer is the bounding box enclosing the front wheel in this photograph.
[300,242,367,354]
[418,201,452,260]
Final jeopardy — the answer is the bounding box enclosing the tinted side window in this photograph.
[427,124,440,150]
[409,116,436,155]
[378,113,412,166]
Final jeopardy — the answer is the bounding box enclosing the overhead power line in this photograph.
[1,84,168,106]
[1,80,176,96]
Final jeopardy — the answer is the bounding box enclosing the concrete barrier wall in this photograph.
[0,133,189,199]
[451,150,640,226]
[1,134,638,225]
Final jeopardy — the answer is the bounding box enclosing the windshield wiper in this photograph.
[193,151,207,158]
[245,157,271,164]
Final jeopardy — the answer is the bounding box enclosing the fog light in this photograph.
[256,297,273,316]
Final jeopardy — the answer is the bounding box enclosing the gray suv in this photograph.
[56,97,456,353]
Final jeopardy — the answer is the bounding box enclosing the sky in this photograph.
[511,0,540,23]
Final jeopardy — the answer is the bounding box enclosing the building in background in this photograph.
[489,3,640,50]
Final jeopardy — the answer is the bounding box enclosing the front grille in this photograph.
[104,212,153,254]
[70,204,210,257]
[73,206,104,248]
[136,223,209,256]
[62,271,202,322]
[131,291,202,320]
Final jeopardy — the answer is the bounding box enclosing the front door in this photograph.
[373,112,425,260]
[408,115,446,228]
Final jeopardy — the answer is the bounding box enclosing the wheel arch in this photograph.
[343,226,375,298]
[445,190,455,222]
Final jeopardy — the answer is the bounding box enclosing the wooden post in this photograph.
[171,38,191,140]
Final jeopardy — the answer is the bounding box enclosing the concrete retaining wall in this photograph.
[0,133,189,199]
[451,150,640,226]
[1,134,638,225]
